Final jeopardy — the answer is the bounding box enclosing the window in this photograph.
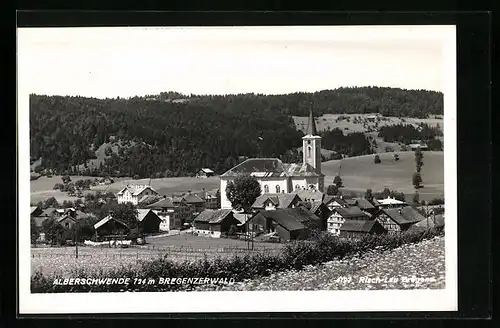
[295,184,300,190]
[275,185,280,193]
[307,146,312,157]
[264,185,269,193]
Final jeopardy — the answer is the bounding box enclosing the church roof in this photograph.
[221,158,323,178]
[305,108,318,136]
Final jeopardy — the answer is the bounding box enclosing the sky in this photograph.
[17,26,454,98]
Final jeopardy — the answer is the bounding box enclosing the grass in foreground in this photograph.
[31,228,443,293]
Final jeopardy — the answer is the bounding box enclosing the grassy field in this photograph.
[30,175,220,204]
[31,234,283,277]
[321,151,444,201]
[196,236,445,291]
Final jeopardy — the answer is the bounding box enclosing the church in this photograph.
[220,109,325,209]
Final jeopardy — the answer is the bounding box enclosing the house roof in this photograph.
[382,206,426,225]
[310,201,326,214]
[147,197,176,209]
[336,206,368,218]
[251,193,300,209]
[30,206,40,215]
[323,195,347,207]
[255,207,321,232]
[56,215,76,223]
[355,198,376,210]
[136,209,160,222]
[292,190,324,203]
[117,185,157,196]
[196,189,218,200]
[377,197,407,206]
[413,215,445,229]
[40,207,57,217]
[137,194,161,206]
[198,168,214,174]
[233,213,252,225]
[182,193,205,204]
[221,158,323,178]
[194,209,234,224]
[94,215,128,230]
[340,219,384,233]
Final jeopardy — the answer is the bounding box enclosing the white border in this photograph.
[18,25,457,314]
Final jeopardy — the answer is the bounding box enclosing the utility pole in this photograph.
[75,221,79,259]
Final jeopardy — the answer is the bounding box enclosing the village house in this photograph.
[220,110,325,209]
[309,201,330,231]
[251,193,302,211]
[117,185,158,205]
[327,206,369,235]
[136,209,162,234]
[193,209,241,238]
[196,168,215,178]
[93,215,129,238]
[322,195,348,211]
[146,197,184,231]
[182,192,206,216]
[353,198,378,215]
[249,207,322,241]
[196,188,220,210]
[339,219,387,239]
[375,206,427,233]
[30,205,43,217]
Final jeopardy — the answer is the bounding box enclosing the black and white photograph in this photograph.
[18,25,457,313]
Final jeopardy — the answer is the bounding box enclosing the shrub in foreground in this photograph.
[31,228,443,293]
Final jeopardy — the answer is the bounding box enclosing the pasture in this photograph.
[321,151,444,201]
[31,234,283,277]
[30,175,220,203]
[293,113,443,134]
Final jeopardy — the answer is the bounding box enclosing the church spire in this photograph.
[305,107,318,136]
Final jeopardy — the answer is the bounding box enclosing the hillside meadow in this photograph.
[321,151,444,201]
[30,151,443,204]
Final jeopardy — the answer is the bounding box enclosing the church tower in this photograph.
[302,108,322,174]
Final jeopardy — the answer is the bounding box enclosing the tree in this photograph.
[374,154,381,164]
[42,219,66,245]
[381,187,391,199]
[333,175,343,188]
[31,218,39,244]
[110,203,139,230]
[414,148,424,172]
[326,185,339,196]
[62,175,71,184]
[412,192,420,205]
[42,197,59,209]
[394,153,400,161]
[413,172,423,189]
[225,175,261,211]
[365,189,373,202]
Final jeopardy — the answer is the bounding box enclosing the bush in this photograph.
[374,154,381,164]
[31,228,443,293]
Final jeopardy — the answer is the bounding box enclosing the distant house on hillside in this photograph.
[117,185,158,205]
[327,206,369,235]
[375,206,426,233]
[249,207,322,241]
[409,140,429,151]
[196,168,215,178]
[251,193,302,211]
[339,219,387,239]
[193,209,240,238]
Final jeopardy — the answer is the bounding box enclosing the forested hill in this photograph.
[29,95,303,178]
[29,87,442,178]
[154,87,443,118]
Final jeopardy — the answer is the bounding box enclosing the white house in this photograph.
[117,185,158,205]
[220,109,325,209]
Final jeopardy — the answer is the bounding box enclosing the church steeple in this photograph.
[305,108,318,136]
